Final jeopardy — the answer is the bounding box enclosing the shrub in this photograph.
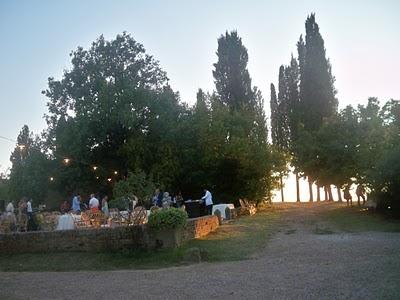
[112,170,156,208]
[108,197,130,210]
[148,208,188,230]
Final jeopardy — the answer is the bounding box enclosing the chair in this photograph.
[72,214,87,229]
[239,198,257,216]
[0,218,12,234]
[80,211,92,227]
[90,211,106,228]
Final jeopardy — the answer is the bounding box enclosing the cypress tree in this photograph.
[300,13,337,132]
[270,83,279,145]
[213,31,255,110]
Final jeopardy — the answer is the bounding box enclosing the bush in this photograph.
[148,208,188,230]
[112,170,156,208]
[108,197,130,210]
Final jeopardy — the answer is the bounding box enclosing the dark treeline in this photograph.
[2,14,399,214]
[271,14,400,214]
[5,31,273,208]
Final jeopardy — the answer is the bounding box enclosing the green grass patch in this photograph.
[0,209,279,272]
[322,207,400,233]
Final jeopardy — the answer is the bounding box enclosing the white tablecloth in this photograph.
[56,214,76,230]
[212,204,235,219]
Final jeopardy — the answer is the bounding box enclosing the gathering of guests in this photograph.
[151,188,213,215]
[0,197,37,232]
[64,193,110,217]
[1,187,216,233]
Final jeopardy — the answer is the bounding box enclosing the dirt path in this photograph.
[1,203,400,299]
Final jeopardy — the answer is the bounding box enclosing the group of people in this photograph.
[343,184,366,206]
[61,193,110,217]
[1,197,36,231]
[151,188,214,215]
[152,189,184,208]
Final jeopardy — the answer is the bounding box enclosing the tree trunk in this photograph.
[308,177,314,202]
[328,185,334,201]
[296,172,300,202]
[324,186,329,201]
[280,174,284,202]
[336,185,343,202]
[317,185,321,202]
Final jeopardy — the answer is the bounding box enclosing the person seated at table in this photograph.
[71,193,81,213]
[89,193,100,212]
[101,195,109,217]
[60,200,70,214]
[201,188,213,215]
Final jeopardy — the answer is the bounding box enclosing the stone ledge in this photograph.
[0,215,219,253]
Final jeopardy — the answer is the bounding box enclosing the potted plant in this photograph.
[148,208,188,248]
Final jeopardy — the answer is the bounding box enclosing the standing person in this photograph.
[175,191,184,208]
[101,195,109,217]
[343,186,352,207]
[27,198,36,231]
[152,188,163,207]
[201,188,213,215]
[356,184,366,206]
[71,193,81,213]
[89,194,100,212]
[5,202,17,231]
[17,198,27,231]
[162,192,172,208]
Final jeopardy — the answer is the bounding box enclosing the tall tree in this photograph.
[300,13,337,132]
[8,125,50,202]
[270,84,279,146]
[213,31,255,110]
[42,33,183,195]
[293,14,338,201]
[211,30,274,203]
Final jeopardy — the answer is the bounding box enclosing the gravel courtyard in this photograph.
[1,203,399,300]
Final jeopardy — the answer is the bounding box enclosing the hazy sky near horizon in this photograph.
[1,0,400,178]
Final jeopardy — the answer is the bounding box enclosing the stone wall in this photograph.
[182,215,219,241]
[0,215,219,254]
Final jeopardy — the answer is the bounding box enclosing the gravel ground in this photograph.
[1,203,400,300]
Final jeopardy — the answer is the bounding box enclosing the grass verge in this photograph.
[0,209,279,272]
[321,206,400,233]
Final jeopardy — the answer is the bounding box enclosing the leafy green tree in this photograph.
[111,170,156,208]
[0,173,9,210]
[8,125,51,202]
[315,106,360,202]
[360,98,400,213]
[42,33,184,196]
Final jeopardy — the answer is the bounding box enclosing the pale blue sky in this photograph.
[1,0,400,177]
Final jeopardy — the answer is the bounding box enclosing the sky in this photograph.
[0,0,399,200]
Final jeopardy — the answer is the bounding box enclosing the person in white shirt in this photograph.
[27,198,37,231]
[201,188,213,215]
[27,199,33,214]
[89,194,100,212]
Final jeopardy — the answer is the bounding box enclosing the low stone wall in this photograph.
[183,215,219,241]
[0,215,219,254]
